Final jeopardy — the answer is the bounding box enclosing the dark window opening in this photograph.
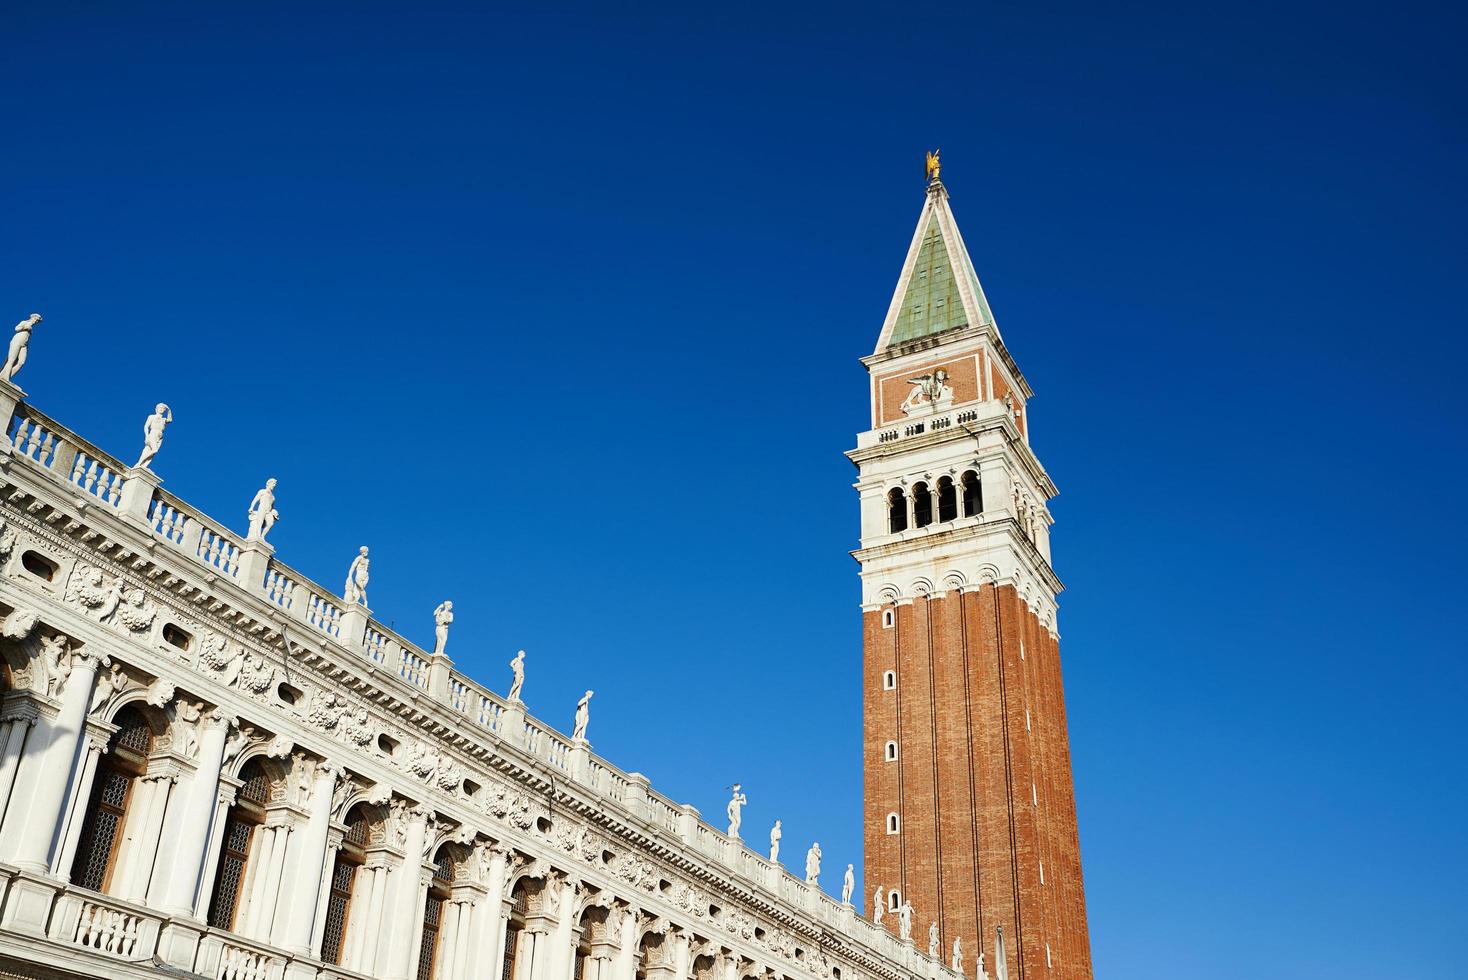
[913,483,933,528]
[937,477,957,522]
[961,471,982,517]
[887,488,908,533]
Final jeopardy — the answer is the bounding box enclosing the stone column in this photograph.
[280,761,340,953]
[193,781,237,918]
[384,805,431,980]
[0,705,39,835]
[547,876,577,980]
[310,827,345,955]
[160,711,233,916]
[8,647,101,872]
[346,858,391,973]
[474,845,511,980]
[53,727,107,879]
[612,907,639,980]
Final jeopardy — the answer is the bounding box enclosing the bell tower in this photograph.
[850,166,1093,979]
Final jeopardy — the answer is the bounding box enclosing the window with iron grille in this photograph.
[69,706,152,894]
[417,892,444,980]
[206,815,255,928]
[206,758,267,929]
[320,856,357,965]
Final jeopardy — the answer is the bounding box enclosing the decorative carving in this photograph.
[308,689,343,731]
[287,752,312,805]
[1,314,39,383]
[169,699,203,758]
[342,706,374,746]
[145,678,175,708]
[432,601,453,655]
[90,663,129,715]
[135,403,173,470]
[265,734,294,759]
[66,565,114,616]
[0,516,16,563]
[40,634,71,697]
[246,479,279,543]
[222,723,253,767]
[900,370,953,417]
[2,607,39,641]
[343,547,369,606]
[113,588,156,633]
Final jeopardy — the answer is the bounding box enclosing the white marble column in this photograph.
[52,729,106,879]
[548,877,577,980]
[280,761,340,953]
[473,845,511,980]
[0,707,38,831]
[160,711,233,916]
[612,907,639,980]
[117,768,176,903]
[192,783,236,918]
[345,858,390,973]
[8,648,102,872]
[384,804,431,980]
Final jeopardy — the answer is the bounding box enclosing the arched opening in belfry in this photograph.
[961,470,982,517]
[937,476,957,522]
[887,488,908,533]
[912,483,933,528]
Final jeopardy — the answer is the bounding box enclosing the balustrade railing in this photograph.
[0,398,921,937]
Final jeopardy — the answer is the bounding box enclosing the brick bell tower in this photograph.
[850,161,1093,979]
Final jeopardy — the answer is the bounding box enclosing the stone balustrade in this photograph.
[0,390,963,980]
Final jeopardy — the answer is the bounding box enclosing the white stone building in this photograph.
[0,369,964,980]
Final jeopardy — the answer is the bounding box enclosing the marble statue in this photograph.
[134,403,173,470]
[804,841,821,885]
[573,690,593,741]
[951,937,963,974]
[508,650,525,702]
[872,884,884,923]
[433,601,453,654]
[344,546,369,605]
[897,900,913,942]
[900,369,954,416]
[928,922,940,959]
[726,784,747,839]
[1,314,39,383]
[768,819,782,863]
[977,953,987,980]
[841,863,854,905]
[246,479,279,543]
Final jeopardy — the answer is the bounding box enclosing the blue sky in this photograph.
[4,2,1465,977]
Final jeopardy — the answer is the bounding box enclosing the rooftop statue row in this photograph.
[1,311,905,937]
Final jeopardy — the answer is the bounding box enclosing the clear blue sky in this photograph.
[5,3,1465,977]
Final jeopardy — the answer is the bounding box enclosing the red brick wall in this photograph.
[863,584,1092,979]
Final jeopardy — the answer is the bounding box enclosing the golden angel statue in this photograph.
[925,149,941,182]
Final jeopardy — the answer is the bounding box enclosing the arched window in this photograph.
[882,669,896,690]
[884,741,898,762]
[577,904,610,980]
[321,802,377,965]
[937,476,957,522]
[888,889,901,911]
[961,471,982,517]
[206,758,269,929]
[417,846,457,980]
[502,878,529,980]
[886,812,900,835]
[912,483,933,528]
[887,488,908,533]
[70,705,153,893]
[881,608,895,629]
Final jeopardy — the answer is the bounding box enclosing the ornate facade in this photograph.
[0,374,963,980]
[854,175,1093,978]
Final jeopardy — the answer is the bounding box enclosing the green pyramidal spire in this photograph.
[875,178,997,352]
